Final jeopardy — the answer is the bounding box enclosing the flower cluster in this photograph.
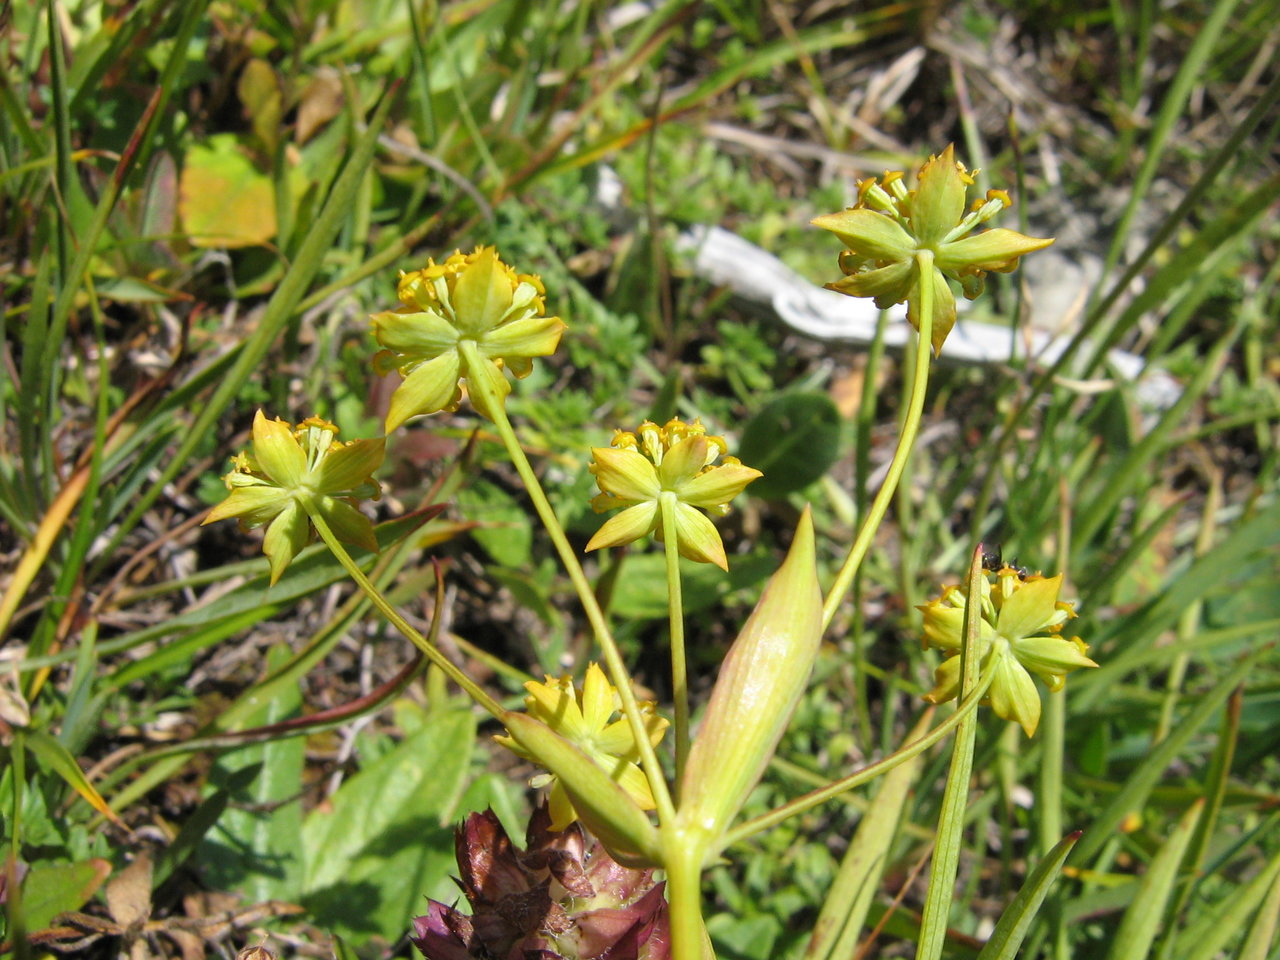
[371,246,566,428]
[411,806,670,960]
[812,145,1053,353]
[202,411,383,583]
[585,419,761,571]
[494,664,669,831]
[918,566,1097,736]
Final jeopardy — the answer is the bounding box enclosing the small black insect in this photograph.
[981,545,1030,578]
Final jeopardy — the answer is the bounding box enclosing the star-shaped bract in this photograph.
[371,247,565,428]
[918,567,1097,735]
[585,420,762,571]
[812,145,1054,353]
[203,411,383,583]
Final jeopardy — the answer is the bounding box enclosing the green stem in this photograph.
[722,666,995,849]
[822,250,935,631]
[467,348,675,826]
[665,836,712,960]
[660,491,691,785]
[915,548,985,960]
[306,506,504,718]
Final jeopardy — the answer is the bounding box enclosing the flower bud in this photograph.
[676,508,822,848]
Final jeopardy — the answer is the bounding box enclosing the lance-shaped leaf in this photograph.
[677,509,822,850]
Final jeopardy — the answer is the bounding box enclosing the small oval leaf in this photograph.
[737,393,842,499]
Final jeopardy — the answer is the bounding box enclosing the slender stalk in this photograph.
[306,506,504,718]
[822,250,935,631]
[665,837,712,960]
[469,354,675,826]
[660,491,691,784]
[722,667,995,849]
[915,547,985,960]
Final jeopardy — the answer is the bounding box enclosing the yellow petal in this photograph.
[613,761,657,810]
[811,208,915,260]
[925,654,963,705]
[658,435,711,488]
[461,351,511,422]
[203,485,288,527]
[262,501,309,585]
[989,652,1041,736]
[313,498,378,553]
[580,663,615,733]
[997,574,1063,641]
[452,246,513,336]
[591,447,661,502]
[1014,635,1098,677]
[480,313,566,363]
[370,309,458,356]
[912,144,967,246]
[585,502,659,552]
[937,229,1055,274]
[314,438,384,494]
[500,711,661,866]
[252,410,306,487]
[679,462,762,509]
[385,352,462,432]
[523,675,586,738]
[824,259,916,303]
[670,501,728,570]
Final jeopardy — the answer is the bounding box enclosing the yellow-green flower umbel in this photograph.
[203,411,384,584]
[812,145,1053,354]
[918,567,1097,736]
[494,663,669,832]
[585,419,762,571]
[371,246,566,429]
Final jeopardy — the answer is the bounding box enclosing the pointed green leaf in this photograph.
[24,730,123,826]
[976,832,1080,960]
[1105,800,1203,960]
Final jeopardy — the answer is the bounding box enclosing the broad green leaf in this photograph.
[458,478,533,567]
[154,765,262,887]
[707,913,781,960]
[737,393,843,500]
[19,859,111,932]
[608,551,726,619]
[301,706,475,941]
[179,134,276,248]
[197,644,305,902]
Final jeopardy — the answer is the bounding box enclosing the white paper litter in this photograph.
[676,224,1181,411]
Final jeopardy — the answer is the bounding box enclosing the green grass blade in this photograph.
[1074,318,1243,546]
[102,80,402,563]
[1104,800,1202,960]
[1238,857,1280,960]
[976,831,1080,960]
[1176,845,1280,960]
[1071,648,1265,866]
[22,729,121,827]
[1100,0,1243,278]
[806,711,932,960]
